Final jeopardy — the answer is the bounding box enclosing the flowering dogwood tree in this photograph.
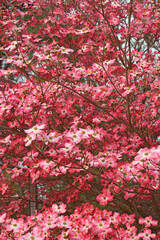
[0,0,160,239]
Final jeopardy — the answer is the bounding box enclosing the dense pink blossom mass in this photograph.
[0,0,160,239]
